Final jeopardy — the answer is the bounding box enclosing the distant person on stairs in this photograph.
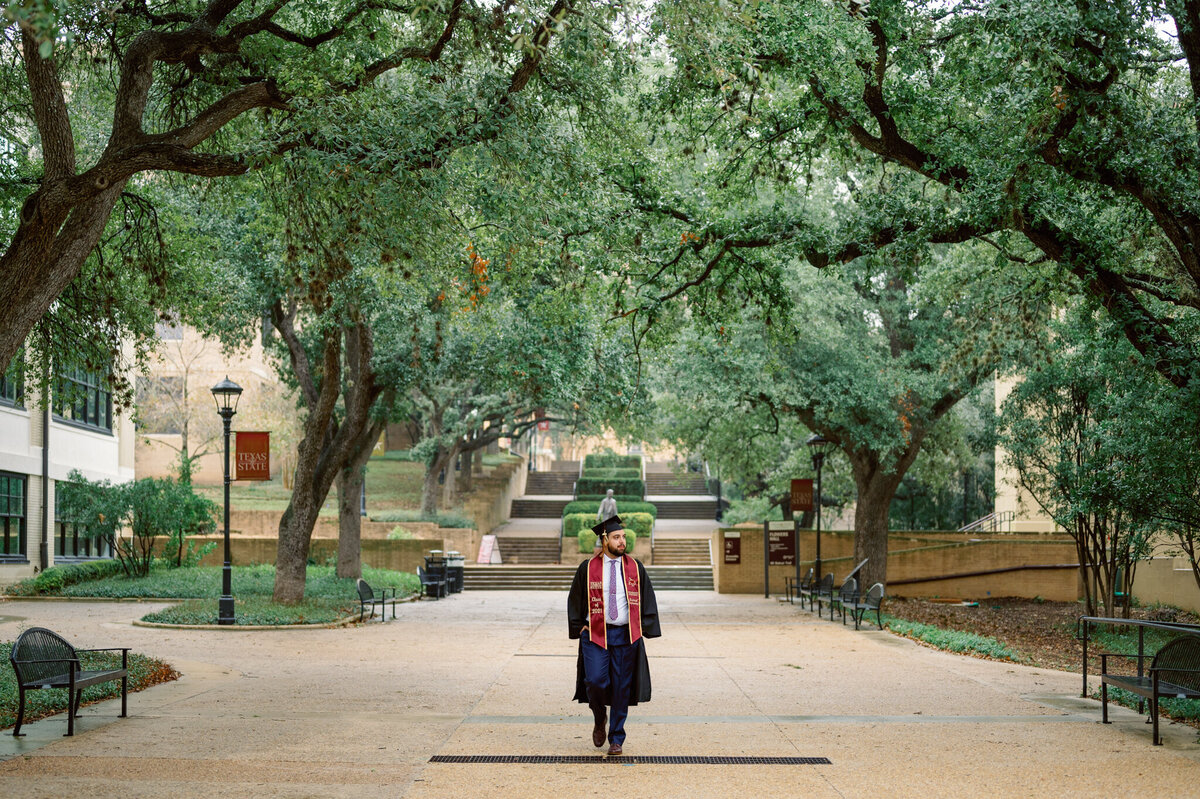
[597,489,618,522]
[567,515,661,755]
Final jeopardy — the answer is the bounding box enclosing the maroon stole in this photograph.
[586,554,643,650]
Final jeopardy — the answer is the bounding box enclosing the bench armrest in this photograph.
[1149,666,1200,674]
[12,656,81,665]
[75,647,131,653]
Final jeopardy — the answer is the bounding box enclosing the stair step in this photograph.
[510,499,571,518]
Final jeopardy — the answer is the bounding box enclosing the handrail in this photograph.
[958,510,1015,534]
[1076,615,1200,698]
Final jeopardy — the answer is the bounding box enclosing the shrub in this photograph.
[561,500,658,519]
[5,559,126,596]
[576,494,643,505]
[387,526,414,540]
[576,477,644,499]
[370,509,476,528]
[565,512,653,542]
[584,454,641,470]
[576,529,638,554]
[582,468,641,480]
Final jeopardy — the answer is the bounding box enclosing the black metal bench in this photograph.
[843,582,885,630]
[810,573,834,614]
[356,578,399,622]
[9,627,129,737]
[1101,634,1200,745]
[418,565,447,599]
[785,568,813,605]
[833,577,858,623]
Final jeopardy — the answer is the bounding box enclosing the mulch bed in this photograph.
[885,596,1200,673]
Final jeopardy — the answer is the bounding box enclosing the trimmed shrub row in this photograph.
[371,509,476,528]
[565,511,653,543]
[583,468,641,480]
[583,454,641,470]
[576,477,644,499]
[5,559,125,596]
[576,529,639,554]
[561,500,658,519]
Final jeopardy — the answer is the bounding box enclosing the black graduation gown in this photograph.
[567,556,661,706]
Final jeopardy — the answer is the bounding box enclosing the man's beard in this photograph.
[604,540,625,558]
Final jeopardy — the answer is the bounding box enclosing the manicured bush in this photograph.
[5,559,125,596]
[584,454,641,470]
[565,512,653,542]
[561,500,658,519]
[582,468,641,480]
[141,596,357,626]
[370,509,476,528]
[1,642,176,731]
[576,477,644,499]
[576,529,638,554]
[576,494,643,505]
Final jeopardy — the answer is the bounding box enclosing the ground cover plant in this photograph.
[885,597,1200,730]
[0,643,177,732]
[6,564,417,626]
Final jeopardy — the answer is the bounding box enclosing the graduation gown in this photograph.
[567,556,661,706]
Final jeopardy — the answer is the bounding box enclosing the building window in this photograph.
[55,486,112,561]
[54,366,112,432]
[0,355,23,408]
[0,472,26,561]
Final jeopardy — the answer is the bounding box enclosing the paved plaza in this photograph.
[2,591,1200,797]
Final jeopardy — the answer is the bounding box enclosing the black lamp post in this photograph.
[211,376,242,625]
[806,433,831,579]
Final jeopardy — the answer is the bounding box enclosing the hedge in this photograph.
[576,477,644,498]
[565,511,653,542]
[581,467,641,480]
[5,559,125,596]
[577,494,643,505]
[576,529,638,554]
[584,454,641,470]
[561,500,658,519]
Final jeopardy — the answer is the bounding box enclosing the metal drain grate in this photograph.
[430,755,830,765]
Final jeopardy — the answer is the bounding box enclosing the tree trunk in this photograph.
[336,465,365,580]
[459,446,474,494]
[274,486,326,604]
[421,447,453,518]
[337,420,385,579]
[852,475,902,591]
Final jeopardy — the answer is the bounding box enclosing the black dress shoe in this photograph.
[592,714,606,747]
[607,742,622,755]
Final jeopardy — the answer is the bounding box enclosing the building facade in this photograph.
[0,359,133,583]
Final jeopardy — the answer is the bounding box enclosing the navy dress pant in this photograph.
[581,626,635,745]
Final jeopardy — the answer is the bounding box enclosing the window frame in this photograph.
[0,471,28,563]
[0,355,23,409]
[53,365,113,434]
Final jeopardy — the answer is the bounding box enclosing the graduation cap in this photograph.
[591,515,624,537]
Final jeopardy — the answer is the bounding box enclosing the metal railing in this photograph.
[1076,615,1200,698]
[958,510,1015,534]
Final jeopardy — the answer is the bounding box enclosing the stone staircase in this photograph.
[510,498,571,518]
[644,473,709,495]
[525,471,578,495]
[650,499,719,519]
[462,564,714,591]
[652,538,711,566]
[492,537,561,564]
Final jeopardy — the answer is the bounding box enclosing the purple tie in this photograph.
[609,559,617,620]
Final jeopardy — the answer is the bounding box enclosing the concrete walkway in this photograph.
[2,593,1199,797]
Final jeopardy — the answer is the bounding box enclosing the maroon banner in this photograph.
[235,431,270,481]
[790,478,813,514]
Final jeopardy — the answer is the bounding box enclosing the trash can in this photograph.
[445,551,465,593]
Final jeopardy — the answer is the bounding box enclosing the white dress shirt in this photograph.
[602,554,630,625]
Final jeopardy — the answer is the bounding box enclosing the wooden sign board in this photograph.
[724,531,741,564]
[768,528,795,566]
[790,478,813,514]
[235,432,270,481]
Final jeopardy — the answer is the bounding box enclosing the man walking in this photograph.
[567,515,661,755]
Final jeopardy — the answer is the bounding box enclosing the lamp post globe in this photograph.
[806,434,831,579]
[211,376,242,625]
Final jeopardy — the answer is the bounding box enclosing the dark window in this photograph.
[54,486,112,561]
[0,355,23,408]
[0,472,27,561]
[54,366,112,432]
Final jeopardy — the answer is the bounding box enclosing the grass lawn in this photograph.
[8,563,420,626]
[1,642,177,732]
[195,456,430,515]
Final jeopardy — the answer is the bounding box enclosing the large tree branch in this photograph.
[21,28,75,181]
